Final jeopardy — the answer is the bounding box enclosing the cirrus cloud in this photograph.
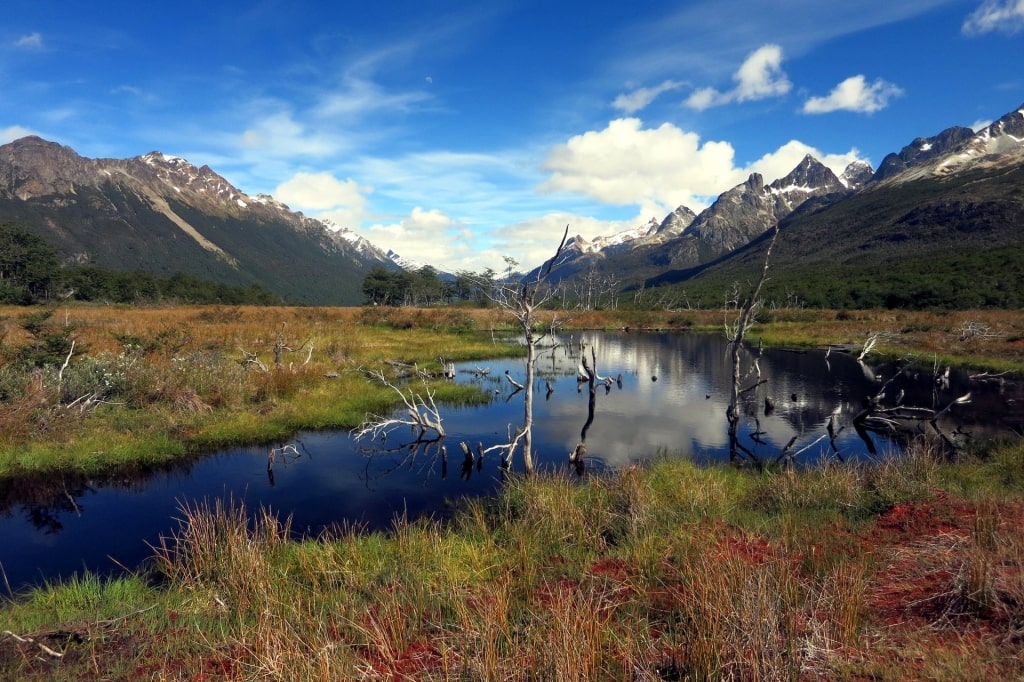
[612,80,685,114]
[962,0,1024,35]
[13,32,44,50]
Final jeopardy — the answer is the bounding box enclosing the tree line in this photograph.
[361,265,497,306]
[0,222,284,306]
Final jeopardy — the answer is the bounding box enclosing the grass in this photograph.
[3,304,1023,479]
[2,440,1022,680]
[0,305,508,477]
[2,303,1024,678]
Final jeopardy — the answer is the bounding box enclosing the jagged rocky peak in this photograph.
[128,150,244,203]
[769,155,841,193]
[657,205,697,236]
[872,125,976,182]
[744,172,765,193]
[0,136,98,198]
[965,102,1024,156]
[840,160,874,189]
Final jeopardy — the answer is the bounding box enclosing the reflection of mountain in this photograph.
[504,332,1024,467]
[0,460,199,534]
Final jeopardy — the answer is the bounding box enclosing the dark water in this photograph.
[1,332,1020,594]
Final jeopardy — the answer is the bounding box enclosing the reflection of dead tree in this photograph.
[352,370,446,442]
[851,367,972,457]
[725,225,780,465]
[570,346,600,474]
[266,443,303,486]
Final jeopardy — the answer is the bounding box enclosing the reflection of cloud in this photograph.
[483,332,904,469]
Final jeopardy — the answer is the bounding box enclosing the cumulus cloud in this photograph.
[539,118,866,221]
[802,75,904,114]
[274,171,372,223]
[540,117,742,215]
[685,44,790,110]
[13,32,43,50]
[962,0,1024,35]
[365,207,477,268]
[612,80,685,114]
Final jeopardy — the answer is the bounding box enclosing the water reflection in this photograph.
[1,332,1021,594]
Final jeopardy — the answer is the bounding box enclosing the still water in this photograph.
[1,331,1019,593]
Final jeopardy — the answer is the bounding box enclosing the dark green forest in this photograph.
[0,223,284,306]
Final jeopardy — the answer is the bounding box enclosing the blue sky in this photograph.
[2,1,1022,272]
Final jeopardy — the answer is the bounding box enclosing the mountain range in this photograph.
[0,138,395,305]
[1,100,1023,308]
[534,101,1024,309]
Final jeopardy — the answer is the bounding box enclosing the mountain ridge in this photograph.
[0,136,394,305]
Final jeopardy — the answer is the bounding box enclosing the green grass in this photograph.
[3,440,1024,680]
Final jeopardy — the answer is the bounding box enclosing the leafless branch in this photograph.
[353,371,447,441]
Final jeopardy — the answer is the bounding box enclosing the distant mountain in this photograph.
[0,137,394,305]
[650,102,1024,309]
[870,126,976,182]
[536,155,867,284]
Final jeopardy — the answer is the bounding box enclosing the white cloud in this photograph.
[802,75,904,114]
[733,44,791,101]
[685,44,790,111]
[540,118,742,215]
[315,75,431,119]
[538,119,867,234]
[962,0,1024,35]
[971,118,994,131]
[0,125,39,143]
[239,108,343,158]
[273,171,372,213]
[612,80,684,114]
[13,32,43,50]
[365,207,478,269]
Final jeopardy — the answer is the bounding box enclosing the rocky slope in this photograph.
[0,137,392,305]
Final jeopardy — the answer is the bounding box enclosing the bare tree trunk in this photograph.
[726,224,780,463]
[522,325,537,473]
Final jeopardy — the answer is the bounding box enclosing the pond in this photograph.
[1,331,1020,594]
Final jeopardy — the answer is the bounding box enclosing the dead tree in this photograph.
[484,225,570,474]
[352,370,446,442]
[725,224,780,464]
